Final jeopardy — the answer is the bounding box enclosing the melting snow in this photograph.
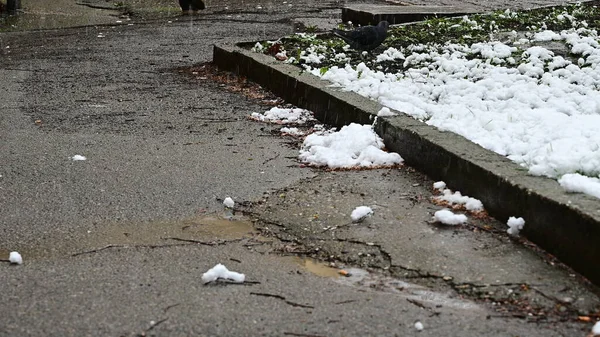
[351,206,373,222]
[507,216,525,236]
[9,252,22,265]
[433,209,468,225]
[299,123,403,168]
[202,264,245,284]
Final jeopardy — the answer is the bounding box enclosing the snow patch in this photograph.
[592,321,600,335]
[223,197,235,209]
[299,123,403,169]
[9,252,22,265]
[433,209,467,225]
[202,264,245,284]
[351,206,373,222]
[71,155,86,161]
[377,107,397,117]
[250,107,316,124]
[433,181,447,191]
[507,216,525,236]
[558,173,600,199]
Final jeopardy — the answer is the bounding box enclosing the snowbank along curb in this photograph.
[212,43,600,285]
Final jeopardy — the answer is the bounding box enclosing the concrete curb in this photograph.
[213,43,600,285]
[341,4,481,26]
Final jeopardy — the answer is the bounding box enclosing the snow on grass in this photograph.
[250,107,316,124]
[351,206,373,222]
[202,264,245,284]
[558,173,600,199]
[433,209,468,225]
[299,9,600,199]
[9,252,22,265]
[223,197,235,209]
[71,155,86,161]
[507,216,525,236]
[299,123,403,169]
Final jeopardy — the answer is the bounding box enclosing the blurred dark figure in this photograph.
[179,0,205,15]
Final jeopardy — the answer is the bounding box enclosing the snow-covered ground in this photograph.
[292,7,600,199]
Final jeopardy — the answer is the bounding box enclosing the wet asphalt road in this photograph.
[1,0,599,336]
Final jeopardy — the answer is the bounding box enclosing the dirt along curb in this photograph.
[212,42,600,286]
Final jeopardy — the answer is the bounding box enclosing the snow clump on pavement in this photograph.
[71,155,86,161]
[9,252,22,265]
[351,206,373,222]
[202,264,245,284]
[433,181,447,191]
[507,216,525,236]
[432,182,484,212]
[223,197,235,209]
[250,107,316,124]
[433,209,468,225]
[434,188,484,211]
[299,123,403,169]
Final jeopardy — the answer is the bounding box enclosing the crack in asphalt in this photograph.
[250,292,314,309]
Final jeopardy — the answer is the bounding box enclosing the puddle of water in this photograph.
[88,213,257,247]
[284,256,341,278]
[301,258,340,278]
[0,213,257,261]
[1,0,122,31]
[0,0,180,31]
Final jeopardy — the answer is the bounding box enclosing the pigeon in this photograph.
[332,21,390,52]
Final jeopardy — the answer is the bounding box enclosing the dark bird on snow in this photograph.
[332,21,390,52]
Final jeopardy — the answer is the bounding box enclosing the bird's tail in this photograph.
[332,29,352,45]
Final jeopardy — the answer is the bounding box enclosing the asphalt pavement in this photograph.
[0,0,598,336]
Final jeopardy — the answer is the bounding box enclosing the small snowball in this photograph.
[71,155,86,161]
[377,107,397,117]
[202,263,245,284]
[414,321,424,331]
[592,321,600,335]
[507,216,525,236]
[9,252,22,265]
[351,206,373,222]
[433,209,467,225]
[433,181,446,190]
[223,197,235,209]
